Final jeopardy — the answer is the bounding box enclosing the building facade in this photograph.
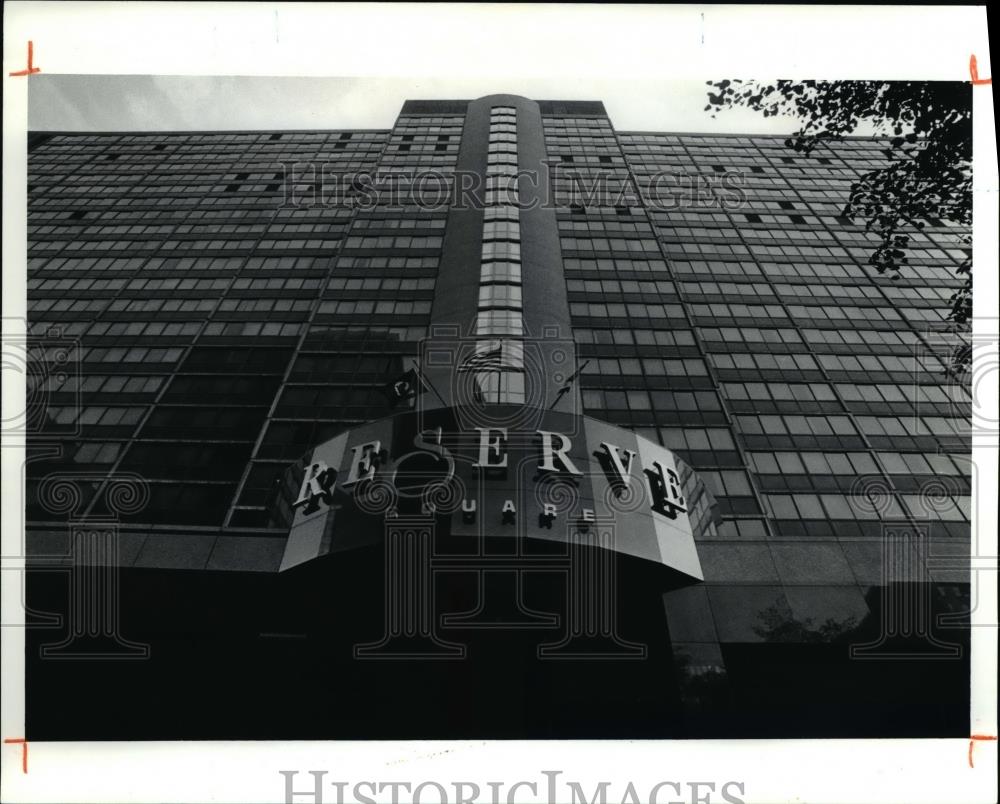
[24,95,972,739]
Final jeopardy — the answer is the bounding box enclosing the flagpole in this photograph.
[568,359,590,383]
[410,358,449,409]
[549,359,590,409]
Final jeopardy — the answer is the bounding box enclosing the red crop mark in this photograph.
[968,734,997,768]
[970,55,992,85]
[3,738,28,773]
[9,41,41,77]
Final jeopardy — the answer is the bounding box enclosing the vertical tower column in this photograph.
[424,95,578,416]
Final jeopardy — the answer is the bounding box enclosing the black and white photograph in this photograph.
[2,4,996,803]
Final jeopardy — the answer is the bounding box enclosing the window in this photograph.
[478,284,522,308]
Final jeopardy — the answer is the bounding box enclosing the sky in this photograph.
[27,74,812,134]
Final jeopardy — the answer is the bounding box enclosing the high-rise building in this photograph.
[24,95,972,739]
